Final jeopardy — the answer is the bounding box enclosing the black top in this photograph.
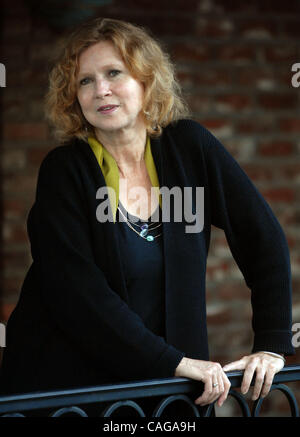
[0,119,294,395]
[116,201,165,338]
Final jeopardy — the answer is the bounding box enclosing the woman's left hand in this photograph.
[222,352,285,401]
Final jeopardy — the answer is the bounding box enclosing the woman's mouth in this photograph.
[97,105,119,114]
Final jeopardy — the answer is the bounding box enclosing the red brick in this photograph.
[247,164,300,183]
[177,69,232,87]
[264,46,298,63]
[196,18,234,38]
[206,260,230,282]
[185,94,213,113]
[258,141,294,157]
[112,0,199,11]
[261,187,295,203]
[5,66,48,87]
[280,70,297,87]
[3,0,29,16]
[236,118,274,134]
[213,0,257,13]
[282,20,300,38]
[3,173,37,195]
[3,123,48,141]
[27,146,53,167]
[277,163,300,181]
[108,13,196,37]
[2,16,31,41]
[170,43,211,63]
[217,0,300,13]
[285,235,296,249]
[1,43,26,59]
[1,2,300,413]
[200,119,230,130]
[258,0,300,13]
[2,149,27,172]
[238,19,279,39]
[279,119,300,133]
[236,68,277,87]
[257,93,298,110]
[0,303,16,323]
[207,308,233,325]
[2,277,23,296]
[3,222,28,244]
[217,45,256,62]
[29,43,60,62]
[216,94,252,111]
[216,282,249,300]
[3,198,29,220]
[2,251,30,271]
[199,119,234,138]
[279,209,300,227]
[242,164,275,182]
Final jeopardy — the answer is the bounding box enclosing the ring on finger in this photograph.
[212,382,219,388]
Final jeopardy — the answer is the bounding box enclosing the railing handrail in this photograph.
[0,364,299,415]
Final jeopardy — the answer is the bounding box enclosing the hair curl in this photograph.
[45,17,190,143]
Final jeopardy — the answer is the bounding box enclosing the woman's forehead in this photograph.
[78,41,124,71]
[80,41,121,61]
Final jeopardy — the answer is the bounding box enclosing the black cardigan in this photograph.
[0,119,294,395]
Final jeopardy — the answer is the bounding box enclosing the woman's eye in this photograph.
[79,77,92,86]
[108,70,121,78]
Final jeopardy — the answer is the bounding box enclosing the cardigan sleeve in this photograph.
[29,147,184,381]
[199,124,295,356]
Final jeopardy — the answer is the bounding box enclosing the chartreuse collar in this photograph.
[88,136,161,222]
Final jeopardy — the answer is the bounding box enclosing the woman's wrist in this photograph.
[174,357,189,377]
[261,351,286,364]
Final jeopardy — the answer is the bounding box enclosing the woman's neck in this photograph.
[95,125,147,178]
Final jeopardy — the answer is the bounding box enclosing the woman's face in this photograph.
[76,40,145,137]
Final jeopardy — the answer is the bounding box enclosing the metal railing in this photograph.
[0,364,299,417]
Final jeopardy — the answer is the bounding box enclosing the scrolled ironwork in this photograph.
[0,365,298,417]
[50,406,88,417]
[100,400,146,417]
[252,383,300,417]
[1,412,25,417]
[152,394,200,417]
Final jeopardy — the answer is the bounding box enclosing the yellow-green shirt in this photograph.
[88,136,161,222]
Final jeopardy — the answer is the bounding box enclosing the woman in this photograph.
[0,17,294,410]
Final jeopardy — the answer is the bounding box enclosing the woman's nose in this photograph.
[95,79,112,98]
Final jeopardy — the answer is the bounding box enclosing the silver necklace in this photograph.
[117,206,162,242]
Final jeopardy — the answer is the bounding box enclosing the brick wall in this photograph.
[1,0,300,416]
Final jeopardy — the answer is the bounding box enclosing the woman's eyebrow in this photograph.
[78,63,124,77]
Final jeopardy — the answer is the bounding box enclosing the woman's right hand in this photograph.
[174,357,231,407]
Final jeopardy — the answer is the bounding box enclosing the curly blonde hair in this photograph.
[45,17,190,142]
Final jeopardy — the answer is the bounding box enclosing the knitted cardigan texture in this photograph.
[0,119,294,394]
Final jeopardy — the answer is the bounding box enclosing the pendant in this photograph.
[146,235,154,242]
[140,224,149,237]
